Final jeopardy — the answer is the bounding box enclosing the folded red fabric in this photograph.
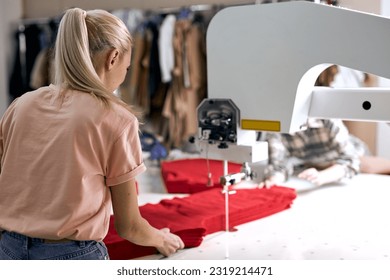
[103,225,206,260]
[160,158,243,193]
[104,186,296,259]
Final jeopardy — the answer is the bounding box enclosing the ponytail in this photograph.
[54,8,139,115]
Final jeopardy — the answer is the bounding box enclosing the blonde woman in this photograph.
[0,8,184,260]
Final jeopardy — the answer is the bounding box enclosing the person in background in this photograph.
[260,65,390,188]
[260,119,361,188]
[0,8,184,260]
[260,65,360,188]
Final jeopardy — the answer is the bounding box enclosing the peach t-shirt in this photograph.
[0,85,146,241]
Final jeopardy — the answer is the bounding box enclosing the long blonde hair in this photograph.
[54,8,137,114]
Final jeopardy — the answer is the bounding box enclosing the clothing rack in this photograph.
[11,4,218,94]
[10,16,60,99]
[8,1,256,101]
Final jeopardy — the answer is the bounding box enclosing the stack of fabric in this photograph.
[104,185,296,259]
[160,158,243,193]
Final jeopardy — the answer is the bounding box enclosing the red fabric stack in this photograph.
[160,158,243,193]
[104,186,296,259]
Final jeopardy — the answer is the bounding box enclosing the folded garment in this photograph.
[103,225,206,260]
[104,186,296,259]
[161,158,242,193]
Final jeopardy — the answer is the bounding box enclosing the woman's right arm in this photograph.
[110,179,184,257]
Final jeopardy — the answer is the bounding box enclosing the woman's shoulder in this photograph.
[4,86,54,112]
[109,101,138,123]
[99,101,140,138]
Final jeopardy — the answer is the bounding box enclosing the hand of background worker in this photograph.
[258,173,285,189]
[156,228,185,257]
[297,164,346,186]
[297,168,323,185]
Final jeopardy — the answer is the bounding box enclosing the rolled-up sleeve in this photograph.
[330,120,360,178]
[264,132,293,181]
[105,118,146,186]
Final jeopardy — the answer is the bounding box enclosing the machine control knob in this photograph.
[218,142,228,149]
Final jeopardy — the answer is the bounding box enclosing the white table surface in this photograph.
[136,174,390,260]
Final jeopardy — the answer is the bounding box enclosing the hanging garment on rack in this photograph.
[158,14,176,83]
[120,31,144,106]
[111,9,145,34]
[146,16,163,100]
[118,8,213,144]
[127,28,151,113]
[162,18,207,148]
[29,47,54,89]
[9,18,59,100]
[114,9,144,105]
[9,24,43,100]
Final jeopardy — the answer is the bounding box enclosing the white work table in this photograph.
[137,173,390,260]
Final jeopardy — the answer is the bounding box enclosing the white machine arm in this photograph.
[310,87,390,121]
[196,1,390,165]
[206,1,390,134]
[195,2,390,254]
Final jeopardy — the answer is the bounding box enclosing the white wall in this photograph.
[339,0,380,14]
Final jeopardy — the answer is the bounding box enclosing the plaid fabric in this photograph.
[263,119,360,181]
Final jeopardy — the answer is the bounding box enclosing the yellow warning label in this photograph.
[241,119,281,132]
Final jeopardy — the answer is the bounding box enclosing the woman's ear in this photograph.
[106,49,119,70]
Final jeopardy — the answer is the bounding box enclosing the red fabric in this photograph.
[160,158,242,193]
[104,186,296,259]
